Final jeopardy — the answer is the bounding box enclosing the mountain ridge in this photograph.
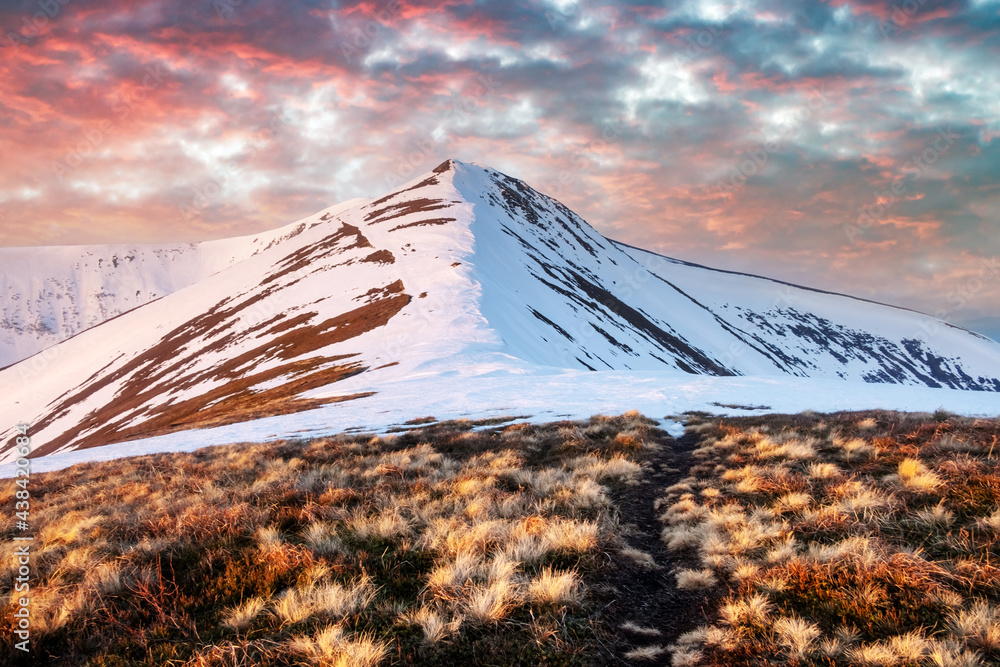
[0,198,371,369]
[610,239,936,319]
[2,158,999,462]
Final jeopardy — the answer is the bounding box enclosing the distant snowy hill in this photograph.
[0,206,367,369]
[2,160,999,463]
[956,316,1000,344]
[614,245,999,388]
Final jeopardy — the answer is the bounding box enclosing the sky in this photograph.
[1,0,998,336]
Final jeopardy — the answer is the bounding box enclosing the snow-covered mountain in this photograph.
[0,208,368,369]
[2,159,999,462]
[956,316,1000,344]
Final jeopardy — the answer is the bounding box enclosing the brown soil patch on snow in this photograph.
[360,249,396,264]
[14,289,411,458]
[262,223,373,285]
[364,198,451,225]
[389,217,456,232]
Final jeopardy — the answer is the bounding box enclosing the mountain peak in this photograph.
[433,158,455,174]
[2,160,1000,460]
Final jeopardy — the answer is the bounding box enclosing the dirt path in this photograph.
[593,424,723,665]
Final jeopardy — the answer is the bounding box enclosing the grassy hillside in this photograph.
[2,409,999,666]
[0,413,671,666]
[662,411,1000,666]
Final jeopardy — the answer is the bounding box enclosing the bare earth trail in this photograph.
[594,423,722,665]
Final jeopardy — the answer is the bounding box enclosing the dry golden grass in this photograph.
[675,568,718,590]
[623,644,667,660]
[273,577,376,625]
[288,625,389,667]
[398,604,454,644]
[620,545,660,569]
[0,412,665,665]
[527,567,580,606]
[661,410,1000,667]
[223,597,269,631]
[464,580,515,623]
[621,620,662,636]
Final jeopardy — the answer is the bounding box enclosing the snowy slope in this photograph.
[0,204,366,369]
[448,163,1000,389]
[7,370,1000,478]
[956,316,1000,344]
[1,159,999,464]
[614,245,1000,389]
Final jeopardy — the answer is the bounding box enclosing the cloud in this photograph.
[0,0,997,322]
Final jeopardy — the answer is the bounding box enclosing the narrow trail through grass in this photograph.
[596,425,723,664]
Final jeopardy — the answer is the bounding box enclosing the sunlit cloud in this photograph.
[0,0,996,329]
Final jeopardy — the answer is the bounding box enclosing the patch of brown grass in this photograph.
[0,413,667,665]
[661,410,1000,666]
